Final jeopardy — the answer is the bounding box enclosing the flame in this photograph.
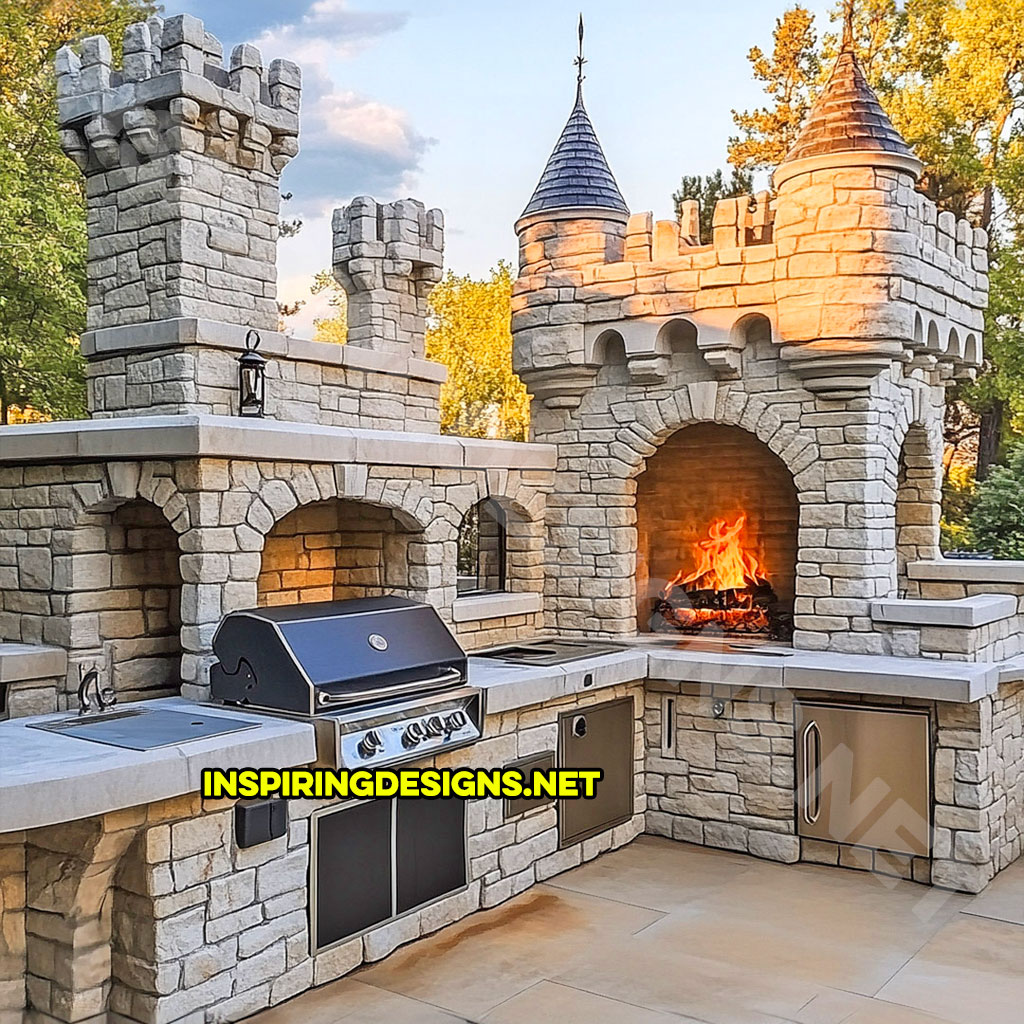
[658,515,772,635]
[664,515,767,598]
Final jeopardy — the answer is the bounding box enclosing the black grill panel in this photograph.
[210,596,468,715]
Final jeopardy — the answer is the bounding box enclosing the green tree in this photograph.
[672,168,754,243]
[0,0,153,423]
[728,6,821,171]
[310,271,348,345]
[425,262,530,441]
[970,444,1024,556]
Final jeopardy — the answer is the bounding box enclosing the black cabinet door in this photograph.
[313,799,392,950]
[395,797,466,915]
[559,697,634,847]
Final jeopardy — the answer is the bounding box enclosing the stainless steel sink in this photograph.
[473,638,627,666]
[29,707,259,750]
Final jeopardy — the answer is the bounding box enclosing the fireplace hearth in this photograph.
[651,514,794,640]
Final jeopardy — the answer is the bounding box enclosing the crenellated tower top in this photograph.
[56,14,301,334]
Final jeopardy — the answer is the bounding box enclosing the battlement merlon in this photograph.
[54,13,302,336]
[511,181,989,405]
[56,14,301,176]
[332,197,444,359]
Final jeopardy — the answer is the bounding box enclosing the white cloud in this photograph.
[253,2,434,219]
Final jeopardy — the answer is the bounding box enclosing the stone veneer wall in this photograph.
[644,681,799,862]
[0,833,24,1024]
[643,678,1024,894]
[530,334,947,654]
[452,608,545,651]
[84,337,444,432]
[7,686,643,1024]
[0,458,551,705]
[256,499,423,606]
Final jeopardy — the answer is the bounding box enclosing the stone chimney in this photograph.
[56,13,301,334]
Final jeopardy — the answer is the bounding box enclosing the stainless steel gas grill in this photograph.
[210,596,483,769]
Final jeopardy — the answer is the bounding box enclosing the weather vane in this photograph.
[575,14,587,90]
[842,0,855,49]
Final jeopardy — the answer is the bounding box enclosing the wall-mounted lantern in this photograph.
[238,329,267,418]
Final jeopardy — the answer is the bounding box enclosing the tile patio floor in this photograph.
[252,837,1024,1024]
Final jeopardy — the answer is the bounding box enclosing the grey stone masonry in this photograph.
[333,197,444,359]
[56,14,301,332]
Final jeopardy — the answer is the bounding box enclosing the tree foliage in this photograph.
[310,270,348,345]
[970,444,1024,557]
[729,6,821,171]
[0,0,153,424]
[672,168,754,242]
[425,262,529,442]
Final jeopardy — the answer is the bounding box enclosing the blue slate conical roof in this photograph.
[520,84,629,221]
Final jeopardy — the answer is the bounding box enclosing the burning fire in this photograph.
[658,515,773,634]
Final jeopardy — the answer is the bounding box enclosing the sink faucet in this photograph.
[77,665,117,715]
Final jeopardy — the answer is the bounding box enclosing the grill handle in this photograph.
[315,667,463,709]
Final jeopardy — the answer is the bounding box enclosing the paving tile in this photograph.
[624,857,968,997]
[876,915,1024,1024]
[961,858,1024,926]
[795,988,960,1023]
[555,941,822,1024]
[546,835,755,912]
[480,980,703,1024]
[352,885,663,1019]
[253,979,472,1024]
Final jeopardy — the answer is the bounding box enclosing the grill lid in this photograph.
[211,596,467,715]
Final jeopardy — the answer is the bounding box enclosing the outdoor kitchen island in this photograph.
[3,10,1024,1024]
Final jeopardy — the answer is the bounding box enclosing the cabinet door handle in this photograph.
[802,720,822,824]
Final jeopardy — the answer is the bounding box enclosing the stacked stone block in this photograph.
[56,14,300,333]
[0,456,551,705]
[644,681,799,863]
[333,198,444,359]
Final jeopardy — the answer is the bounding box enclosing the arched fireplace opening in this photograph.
[636,423,798,640]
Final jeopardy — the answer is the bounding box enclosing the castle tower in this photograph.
[332,197,444,359]
[770,39,936,396]
[56,14,300,335]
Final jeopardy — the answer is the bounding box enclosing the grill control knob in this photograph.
[425,716,445,737]
[402,722,426,748]
[445,710,467,732]
[357,730,384,758]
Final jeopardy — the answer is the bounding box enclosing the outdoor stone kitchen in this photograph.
[1,10,1024,1024]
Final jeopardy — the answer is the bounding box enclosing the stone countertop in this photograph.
[0,698,316,833]
[471,642,1003,709]
[0,643,1006,834]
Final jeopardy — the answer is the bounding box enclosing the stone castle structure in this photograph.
[3,13,1024,1024]
[512,49,988,655]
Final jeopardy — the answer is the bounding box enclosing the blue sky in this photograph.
[183,0,836,331]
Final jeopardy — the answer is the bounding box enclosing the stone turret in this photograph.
[770,45,985,395]
[512,79,630,406]
[332,197,444,359]
[56,13,301,333]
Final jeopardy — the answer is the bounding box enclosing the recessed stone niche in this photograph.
[257,498,422,607]
[635,424,798,636]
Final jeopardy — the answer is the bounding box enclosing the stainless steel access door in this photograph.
[795,702,931,857]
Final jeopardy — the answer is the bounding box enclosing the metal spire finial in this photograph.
[841,0,855,51]
[574,14,587,99]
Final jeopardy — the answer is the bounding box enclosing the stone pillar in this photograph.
[56,14,301,334]
[332,197,444,358]
[23,811,143,1024]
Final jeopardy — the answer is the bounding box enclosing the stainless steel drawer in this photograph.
[795,701,931,857]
